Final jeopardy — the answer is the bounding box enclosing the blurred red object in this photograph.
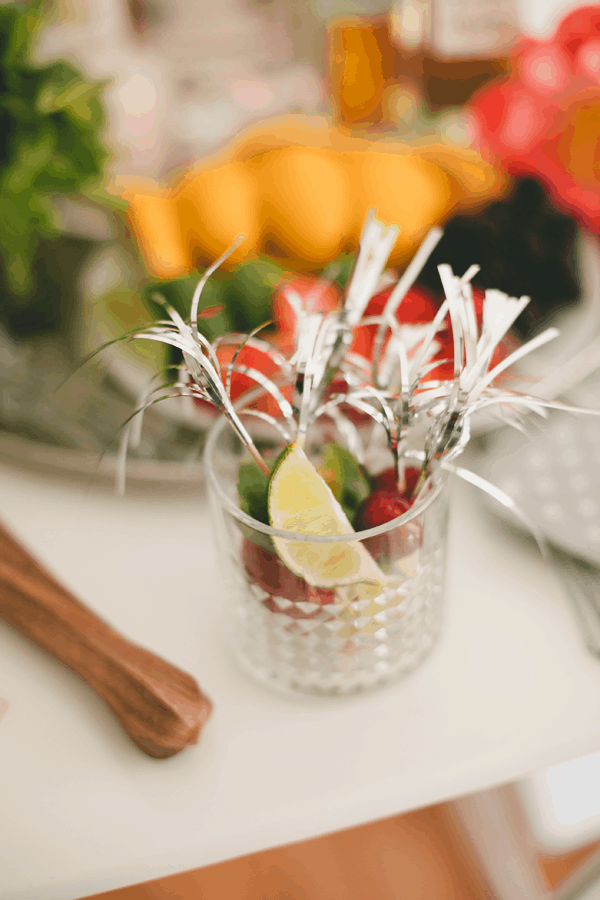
[195,275,511,421]
[272,276,342,355]
[272,279,508,385]
[211,341,292,418]
[470,5,600,234]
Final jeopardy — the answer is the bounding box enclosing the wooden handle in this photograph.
[0,523,212,758]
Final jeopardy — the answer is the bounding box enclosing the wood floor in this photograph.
[84,800,600,900]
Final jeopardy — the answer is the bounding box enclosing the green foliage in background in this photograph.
[141,254,355,342]
[141,273,231,343]
[0,0,109,297]
[140,258,288,366]
[223,258,283,333]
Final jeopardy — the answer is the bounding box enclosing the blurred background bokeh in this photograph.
[0,0,597,474]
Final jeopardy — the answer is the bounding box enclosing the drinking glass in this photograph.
[205,415,450,695]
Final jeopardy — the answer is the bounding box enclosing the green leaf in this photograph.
[5,252,32,294]
[36,67,102,120]
[322,254,355,292]
[141,274,231,340]
[237,458,279,552]
[0,94,33,120]
[320,442,371,525]
[81,182,128,211]
[224,257,284,332]
[140,258,288,340]
[5,131,55,191]
[0,0,110,316]
[238,461,270,525]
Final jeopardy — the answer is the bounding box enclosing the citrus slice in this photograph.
[267,444,386,588]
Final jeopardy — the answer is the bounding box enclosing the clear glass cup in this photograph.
[205,415,450,695]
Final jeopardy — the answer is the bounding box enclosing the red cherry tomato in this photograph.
[194,341,292,418]
[271,276,341,354]
[350,284,438,361]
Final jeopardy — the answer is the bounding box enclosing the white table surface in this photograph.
[2,453,600,900]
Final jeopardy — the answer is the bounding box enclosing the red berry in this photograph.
[350,285,438,361]
[272,276,340,354]
[242,539,335,618]
[243,538,304,598]
[193,343,293,419]
[372,466,420,498]
[356,488,423,565]
[356,489,411,530]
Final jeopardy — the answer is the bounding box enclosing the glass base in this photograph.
[227,545,446,696]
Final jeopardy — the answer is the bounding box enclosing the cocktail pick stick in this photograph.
[310,214,398,410]
[190,235,245,345]
[372,226,443,386]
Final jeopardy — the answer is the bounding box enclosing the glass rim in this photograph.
[204,414,449,544]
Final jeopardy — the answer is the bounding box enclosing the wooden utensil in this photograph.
[0,522,212,758]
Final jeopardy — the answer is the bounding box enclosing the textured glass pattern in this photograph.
[209,470,450,696]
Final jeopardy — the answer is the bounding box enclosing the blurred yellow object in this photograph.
[416,143,508,209]
[123,189,189,280]
[229,115,337,161]
[123,116,509,279]
[342,151,453,263]
[176,161,260,269]
[556,97,600,191]
[255,147,354,265]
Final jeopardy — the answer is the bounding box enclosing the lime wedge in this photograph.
[267,444,386,588]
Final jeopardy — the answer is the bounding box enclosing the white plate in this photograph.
[474,407,600,567]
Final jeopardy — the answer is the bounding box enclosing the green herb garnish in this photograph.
[319,442,371,526]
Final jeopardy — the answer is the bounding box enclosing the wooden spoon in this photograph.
[0,522,212,758]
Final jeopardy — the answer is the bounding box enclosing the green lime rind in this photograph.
[266,442,295,524]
